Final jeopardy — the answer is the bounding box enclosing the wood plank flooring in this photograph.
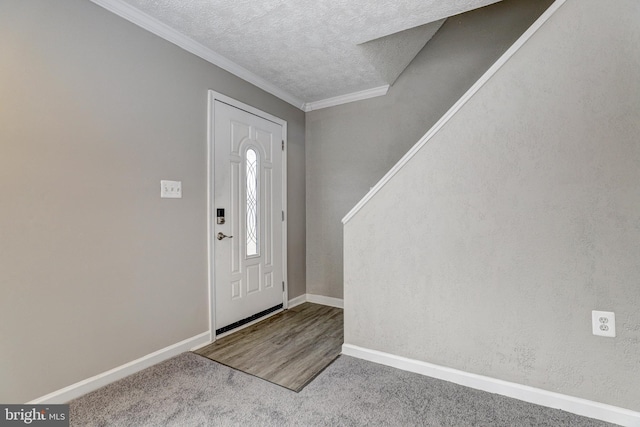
[195,302,343,392]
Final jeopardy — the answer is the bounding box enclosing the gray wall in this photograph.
[305,0,553,299]
[344,0,640,411]
[0,0,305,403]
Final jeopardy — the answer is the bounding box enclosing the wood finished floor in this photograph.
[195,302,343,392]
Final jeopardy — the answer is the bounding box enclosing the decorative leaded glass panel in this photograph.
[246,148,258,256]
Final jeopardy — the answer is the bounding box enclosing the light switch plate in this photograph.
[161,180,182,198]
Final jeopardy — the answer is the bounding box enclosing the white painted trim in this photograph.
[306,294,344,309]
[303,85,390,112]
[284,293,344,309]
[281,122,289,310]
[89,0,305,110]
[287,294,307,309]
[207,90,216,342]
[342,344,640,427]
[28,332,210,404]
[207,91,288,341]
[342,0,567,224]
[211,92,288,127]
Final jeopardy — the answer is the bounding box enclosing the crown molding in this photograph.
[303,85,390,112]
[89,0,306,110]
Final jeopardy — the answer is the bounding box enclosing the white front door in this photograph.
[212,98,285,334]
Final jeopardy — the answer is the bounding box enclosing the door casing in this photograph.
[207,90,288,342]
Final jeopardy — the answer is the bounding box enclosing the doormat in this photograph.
[194,302,343,392]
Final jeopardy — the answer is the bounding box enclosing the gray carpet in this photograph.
[70,352,613,426]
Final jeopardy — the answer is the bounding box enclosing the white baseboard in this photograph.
[287,294,307,309]
[305,293,344,309]
[287,293,344,309]
[28,332,210,404]
[342,344,640,427]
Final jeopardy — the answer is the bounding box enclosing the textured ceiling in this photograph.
[116,0,501,105]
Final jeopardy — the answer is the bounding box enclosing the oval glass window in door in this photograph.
[245,148,259,257]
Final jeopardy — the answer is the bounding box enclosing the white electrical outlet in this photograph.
[161,180,182,198]
[592,310,615,337]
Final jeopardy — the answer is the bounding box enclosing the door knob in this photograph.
[217,232,233,240]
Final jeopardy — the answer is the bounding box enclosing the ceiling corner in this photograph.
[304,85,390,112]
[89,0,306,110]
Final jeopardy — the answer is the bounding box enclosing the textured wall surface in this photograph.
[120,0,500,102]
[344,0,640,411]
[306,0,553,299]
[0,0,304,402]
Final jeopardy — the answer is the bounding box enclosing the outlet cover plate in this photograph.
[161,180,182,198]
[592,310,615,337]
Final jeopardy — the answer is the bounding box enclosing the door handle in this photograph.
[217,232,233,241]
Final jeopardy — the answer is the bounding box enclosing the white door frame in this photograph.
[207,90,288,342]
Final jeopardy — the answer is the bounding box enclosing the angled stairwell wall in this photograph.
[306,0,554,300]
[343,0,640,415]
